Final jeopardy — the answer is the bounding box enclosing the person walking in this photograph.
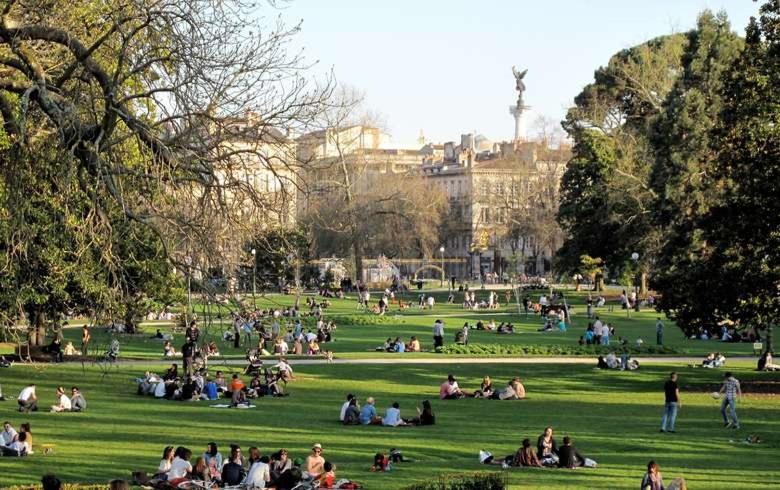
[81,325,91,355]
[656,318,664,346]
[433,319,444,352]
[660,372,680,433]
[719,371,741,429]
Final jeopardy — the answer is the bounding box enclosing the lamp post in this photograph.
[439,246,445,288]
[631,252,640,312]
[251,248,256,305]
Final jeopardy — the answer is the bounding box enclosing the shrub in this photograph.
[403,472,508,490]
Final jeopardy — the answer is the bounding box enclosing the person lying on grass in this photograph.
[486,438,542,468]
[490,377,526,400]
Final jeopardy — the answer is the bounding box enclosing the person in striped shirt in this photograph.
[719,371,742,429]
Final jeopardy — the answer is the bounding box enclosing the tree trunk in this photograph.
[766,324,773,353]
[30,310,46,346]
[640,272,648,296]
[595,273,605,292]
[353,241,364,284]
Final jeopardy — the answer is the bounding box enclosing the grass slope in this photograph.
[0,361,777,489]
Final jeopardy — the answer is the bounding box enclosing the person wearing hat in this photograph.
[305,444,325,479]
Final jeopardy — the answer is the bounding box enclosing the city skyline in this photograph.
[282,0,760,147]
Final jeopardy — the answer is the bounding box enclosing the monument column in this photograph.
[510,66,530,143]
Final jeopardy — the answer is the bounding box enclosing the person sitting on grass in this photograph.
[1,421,17,446]
[497,322,515,334]
[214,371,227,392]
[1,431,28,456]
[382,402,408,427]
[155,446,175,479]
[537,427,559,466]
[221,445,246,486]
[163,363,178,381]
[407,336,421,352]
[201,442,223,482]
[163,340,177,357]
[439,374,466,400]
[229,374,248,406]
[343,398,361,425]
[317,461,336,488]
[70,387,87,412]
[474,376,494,398]
[641,460,663,490]
[359,397,383,425]
[339,394,355,422]
[17,383,38,413]
[758,351,780,371]
[514,438,542,467]
[305,444,326,479]
[270,448,293,485]
[166,446,193,486]
[50,386,71,413]
[408,400,436,426]
[557,436,586,469]
[191,457,210,483]
[393,337,406,353]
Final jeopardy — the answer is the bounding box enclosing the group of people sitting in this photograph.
[483,426,596,469]
[439,374,527,400]
[1,421,33,456]
[702,352,727,368]
[136,362,290,405]
[597,352,639,371]
[474,320,515,334]
[16,383,86,414]
[461,291,501,310]
[339,394,435,427]
[377,336,422,353]
[149,442,354,489]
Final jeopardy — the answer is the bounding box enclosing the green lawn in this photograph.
[1,361,778,489]
[56,289,761,360]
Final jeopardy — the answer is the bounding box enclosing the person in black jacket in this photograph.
[557,436,585,468]
[221,445,246,485]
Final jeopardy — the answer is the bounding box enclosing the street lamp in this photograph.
[185,255,192,323]
[631,252,640,312]
[251,248,256,305]
[439,246,445,288]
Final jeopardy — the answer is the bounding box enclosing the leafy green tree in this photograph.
[649,11,744,335]
[691,1,780,349]
[557,34,687,280]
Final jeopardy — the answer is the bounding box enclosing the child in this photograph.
[370,453,390,472]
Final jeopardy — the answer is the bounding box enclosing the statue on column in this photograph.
[512,66,528,108]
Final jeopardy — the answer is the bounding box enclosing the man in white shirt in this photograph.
[50,386,72,412]
[339,394,355,422]
[1,432,28,456]
[601,323,610,345]
[17,384,37,413]
[167,449,193,481]
[245,454,271,488]
[1,421,18,445]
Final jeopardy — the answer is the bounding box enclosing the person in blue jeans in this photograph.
[660,372,680,433]
[719,372,741,429]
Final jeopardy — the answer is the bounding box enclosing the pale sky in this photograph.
[279,0,760,147]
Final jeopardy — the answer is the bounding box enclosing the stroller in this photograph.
[244,348,264,375]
